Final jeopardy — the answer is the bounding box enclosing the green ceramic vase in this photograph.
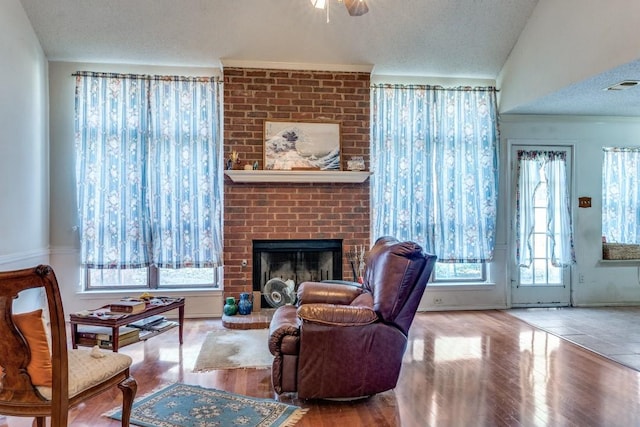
[223,297,238,316]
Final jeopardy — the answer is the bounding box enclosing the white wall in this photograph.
[48,61,223,317]
[422,114,640,311]
[0,0,49,272]
[49,63,640,313]
[500,114,640,306]
[499,0,640,113]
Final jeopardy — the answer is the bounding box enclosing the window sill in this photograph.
[427,282,496,291]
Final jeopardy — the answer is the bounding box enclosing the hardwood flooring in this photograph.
[1,310,639,427]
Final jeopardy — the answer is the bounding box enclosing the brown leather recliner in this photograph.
[268,236,437,399]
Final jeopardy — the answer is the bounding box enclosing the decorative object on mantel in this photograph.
[225,169,370,183]
[264,120,341,171]
[227,150,240,170]
[347,156,366,171]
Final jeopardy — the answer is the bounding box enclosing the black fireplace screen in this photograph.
[253,239,342,308]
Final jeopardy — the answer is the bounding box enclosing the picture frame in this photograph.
[263,120,342,171]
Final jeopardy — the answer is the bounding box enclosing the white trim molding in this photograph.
[0,248,50,269]
[220,59,373,73]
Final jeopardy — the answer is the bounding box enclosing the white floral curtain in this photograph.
[515,150,575,267]
[602,147,640,243]
[370,85,499,262]
[75,72,223,269]
[148,77,223,268]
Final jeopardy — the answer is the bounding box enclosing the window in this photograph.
[514,149,574,282]
[370,85,499,282]
[602,147,640,244]
[518,171,562,285]
[86,266,222,289]
[74,72,223,290]
[433,262,485,283]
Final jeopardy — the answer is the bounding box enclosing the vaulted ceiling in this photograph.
[17,0,640,117]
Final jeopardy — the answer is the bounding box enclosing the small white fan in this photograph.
[263,278,295,308]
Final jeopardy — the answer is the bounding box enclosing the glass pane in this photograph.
[519,265,533,285]
[533,259,546,284]
[88,268,147,288]
[533,207,547,232]
[533,234,547,257]
[534,182,547,204]
[159,268,216,287]
[434,263,483,281]
[547,263,562,284]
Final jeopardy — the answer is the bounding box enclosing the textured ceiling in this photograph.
[18,0,537,78]
[504,59,640,116]
[16,0,640,116]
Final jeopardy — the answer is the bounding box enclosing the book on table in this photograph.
[109,299,146,314]
[76,333,141,349]
[76,325,140,348]
[127,315,166,329]
[128,315,177,331]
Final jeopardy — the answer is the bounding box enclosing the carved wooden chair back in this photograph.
[0,265,136,427]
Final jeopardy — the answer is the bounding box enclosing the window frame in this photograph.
[84,265,222,291]
[431,262,487,284]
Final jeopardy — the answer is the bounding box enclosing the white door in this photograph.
[510,144,573,307]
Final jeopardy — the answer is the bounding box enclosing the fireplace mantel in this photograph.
[225,170,371,183]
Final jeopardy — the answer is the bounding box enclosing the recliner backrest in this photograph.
[364,237,437,334]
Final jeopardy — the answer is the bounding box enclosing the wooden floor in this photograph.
[2,310,639,427]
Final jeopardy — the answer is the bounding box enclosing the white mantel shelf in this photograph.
[225,170,371,183]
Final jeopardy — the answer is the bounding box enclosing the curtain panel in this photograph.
[74,72,223,269]
[370,85,499,262]
[515,150,575,267]
[602,147,640,244]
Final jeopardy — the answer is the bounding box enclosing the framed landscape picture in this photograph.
[263,120,341,170]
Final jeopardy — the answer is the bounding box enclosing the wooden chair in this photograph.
[0,265,137,426]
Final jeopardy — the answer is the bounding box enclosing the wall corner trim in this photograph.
[220,59,373,73]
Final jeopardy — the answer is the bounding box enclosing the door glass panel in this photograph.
[511,144,572,307]
[518,166,562,287]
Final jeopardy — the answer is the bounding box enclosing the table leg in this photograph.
[71,323,78,349]
[178,304,184,345]
[112,326,119,352]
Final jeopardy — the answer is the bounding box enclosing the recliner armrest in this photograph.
[297,303,378,326]
[297,281,364,305]
[269,306,300,355]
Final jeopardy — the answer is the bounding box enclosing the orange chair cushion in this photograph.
[13,309,53,387]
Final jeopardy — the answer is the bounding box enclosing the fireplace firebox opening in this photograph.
[252,239,343,308]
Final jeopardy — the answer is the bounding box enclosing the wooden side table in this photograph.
[70,298,185,351]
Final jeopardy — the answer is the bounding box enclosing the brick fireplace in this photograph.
[222,66,371,299]
[253,238,343,308]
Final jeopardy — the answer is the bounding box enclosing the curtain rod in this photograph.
[371,83,498,92]
[72,71,220,82]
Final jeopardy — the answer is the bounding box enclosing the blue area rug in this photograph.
[107,383,306,427]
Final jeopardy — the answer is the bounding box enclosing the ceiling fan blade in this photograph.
[344,0,369,16]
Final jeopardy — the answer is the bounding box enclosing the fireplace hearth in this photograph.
[253,239,342,308]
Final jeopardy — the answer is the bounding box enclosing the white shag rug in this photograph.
[193,328,273,371]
